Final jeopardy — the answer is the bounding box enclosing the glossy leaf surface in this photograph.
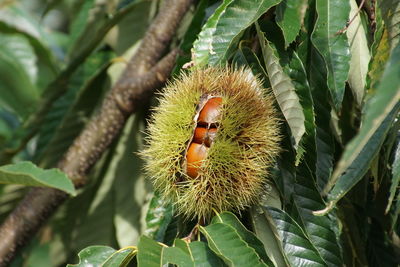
[0,161,75,195]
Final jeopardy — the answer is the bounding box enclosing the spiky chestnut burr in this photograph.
[141,67,281,220]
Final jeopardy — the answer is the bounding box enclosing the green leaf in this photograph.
[137,236,163,267]
[111,115,152,247]
[70,126,131,249]
[36,51,113,167]
[67,0,96,56]
[285,52,316,166]
[0,5,58,91]
[137,236,225,267]
[311,0,350,110]
[386,133,400,213]
[24,239,51,267]
[173,0,210,73]
[144,192,174,242]
[265,207,327,267]
[162,246,194,267]
[103,247,136,267]
[337,205,368,265]
[0,36,39,119]
[0,161,75,195]
[0,5,57,49]
[107,0,154,55]
[67,246,116,267]
[193,0,234,67]
[193,0,282,66]
[137,236,194,267]
[298,7,335,191]
[189,241,227,267]
[366,219,398,267]
[67,245,135,267]
[321,45,400,210]
[380,0,400,50]
[0,184,26,224]
[212,212,274,266]
[276,0,306,48]
[323,104,400,212]
[346,0,371,106]
[367,29,390,94]
[200,223,268,266]
[66,1,144,72]
[251,205,287,267]
[173,239,226,266]
[0,34,38,83]
[173,239,191,254]
[293,169,342,266]
[50,144,117,263]
[257,25,305,150]
[232,47,269,87]
[0,109,16,147]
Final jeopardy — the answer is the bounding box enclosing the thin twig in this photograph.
[336,0,366,35]
[0,0,192,264]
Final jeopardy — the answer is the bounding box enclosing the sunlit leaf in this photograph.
[322,103,400,212]
[173,239,226,266]
[212,212,274,266]
[257,25,305,150]
[188,241,226,266]
[103,247,136,267]
[193,0,282,66]
[192,0,234,67]
[136,236,166,266]
[67,246,116,267]
[346,0,371,106]
[66,245,135,267]
[200,223,268,266]
[0,161,75,195]
[137,236,199,267]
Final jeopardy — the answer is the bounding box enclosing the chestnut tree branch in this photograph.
[0,0,192,264]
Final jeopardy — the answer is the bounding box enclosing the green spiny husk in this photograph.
[141,67,281,220]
